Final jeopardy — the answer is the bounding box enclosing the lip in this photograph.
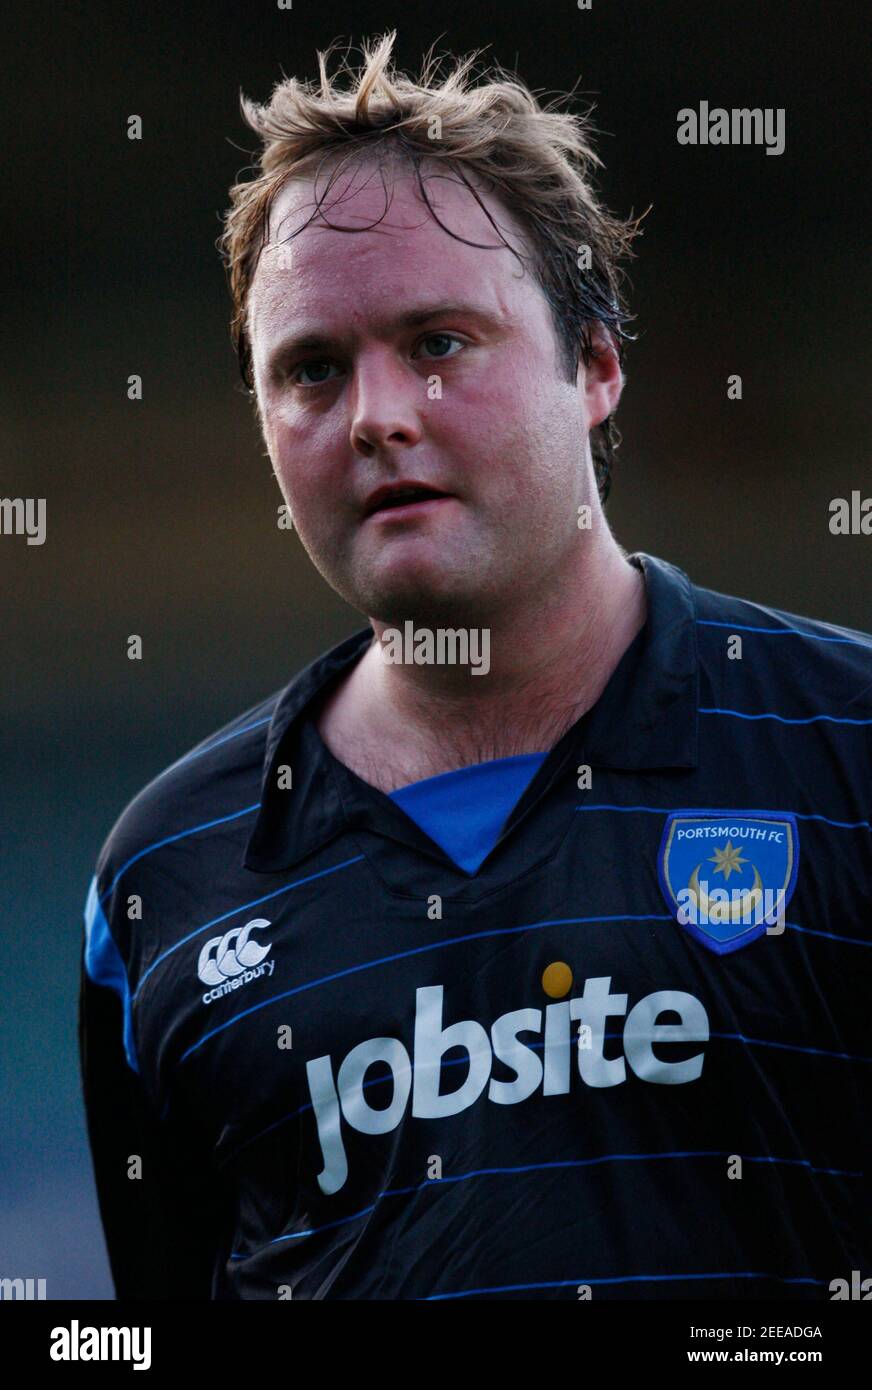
[362,481,456,520]
[364,496,456,523]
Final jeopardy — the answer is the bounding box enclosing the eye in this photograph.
[292,360,340,387]
[414,333,465,360]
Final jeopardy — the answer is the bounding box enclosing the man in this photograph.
[80,34,872,1300]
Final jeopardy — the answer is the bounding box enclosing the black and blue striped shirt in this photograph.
[79,551,872,1299]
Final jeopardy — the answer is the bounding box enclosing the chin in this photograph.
[354,566,489,629]
[309,531,499,625]
[366,587,463,629]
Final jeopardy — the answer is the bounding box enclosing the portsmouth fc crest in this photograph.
[657,810,799,955]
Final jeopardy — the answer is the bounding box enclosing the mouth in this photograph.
[363,483,456,520]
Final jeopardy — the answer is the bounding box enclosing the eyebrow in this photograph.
[264,301,507,369]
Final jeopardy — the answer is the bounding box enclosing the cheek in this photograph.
[268,409,341,511]
[456,351,555,460]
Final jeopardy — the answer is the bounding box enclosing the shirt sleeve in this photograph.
[78,920,233,1300]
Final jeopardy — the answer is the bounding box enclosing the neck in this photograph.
[319,534,648,787]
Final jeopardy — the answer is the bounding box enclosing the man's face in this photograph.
[247,158,619,627]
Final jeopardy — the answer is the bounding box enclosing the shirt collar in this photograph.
[243,551,699,873]
[582,551,699,770]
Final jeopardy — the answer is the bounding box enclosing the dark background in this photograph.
[2,0,869,1298]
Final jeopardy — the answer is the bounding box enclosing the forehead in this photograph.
[247,157,541,340]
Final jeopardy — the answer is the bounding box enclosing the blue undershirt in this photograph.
[388,752,548,873]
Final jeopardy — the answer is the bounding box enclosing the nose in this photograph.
[348,346,424,457]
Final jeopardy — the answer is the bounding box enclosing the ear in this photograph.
[576,324,624,431]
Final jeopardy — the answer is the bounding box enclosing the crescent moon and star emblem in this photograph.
[687,840,763,925]
[657,811,800,954]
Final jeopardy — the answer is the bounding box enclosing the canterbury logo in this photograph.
[197,918,272,986]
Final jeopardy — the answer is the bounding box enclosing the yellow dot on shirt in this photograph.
[542,961,573,998]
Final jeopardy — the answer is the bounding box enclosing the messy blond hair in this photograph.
[220,31,645,502]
